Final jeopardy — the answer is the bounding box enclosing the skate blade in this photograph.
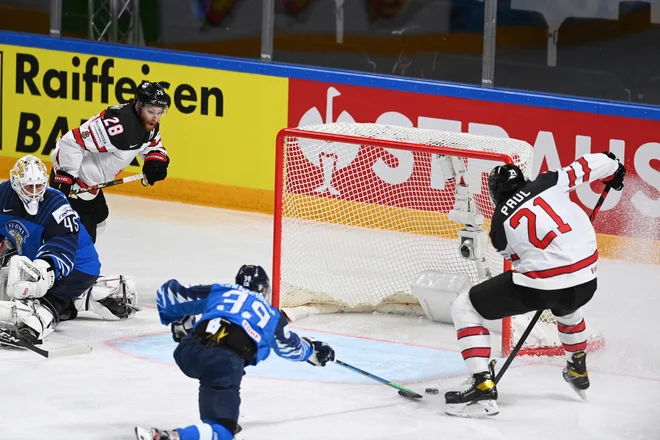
[568,385,589,402]
[445,399,499,418]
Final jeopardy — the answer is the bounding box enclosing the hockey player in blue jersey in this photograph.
[135,265,336,440]
[0,155,101,346]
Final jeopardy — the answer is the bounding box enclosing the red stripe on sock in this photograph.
[457,326,490,339]
[558,319,586,334]
[461,347,491,359]
[563,341,587,352]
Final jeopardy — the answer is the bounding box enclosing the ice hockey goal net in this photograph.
[273,122,603,357]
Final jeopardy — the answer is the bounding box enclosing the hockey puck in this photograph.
[425,387,439,395]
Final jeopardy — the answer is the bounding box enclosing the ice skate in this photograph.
[563,351,589,401]
[445,371,499,418]
[135,426,179,440]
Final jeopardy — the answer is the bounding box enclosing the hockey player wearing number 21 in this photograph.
[135,265,336,440]
[445,152,626,418]
[49,81,171,243]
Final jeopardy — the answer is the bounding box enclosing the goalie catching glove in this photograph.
[6,256,54,299]
[302,336,335,366]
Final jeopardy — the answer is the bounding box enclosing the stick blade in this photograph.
[20,340,93,359]
[46,344,93,358]
[398,389,423,399]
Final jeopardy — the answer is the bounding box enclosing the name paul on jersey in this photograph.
[500,190,532,216]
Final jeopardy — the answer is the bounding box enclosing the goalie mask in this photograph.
[488,164,526,206]
[235,265,271,303]
[10,155,48,216]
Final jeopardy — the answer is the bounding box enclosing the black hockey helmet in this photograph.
[236,265,271,301]
[488,164,526,205]
[135,81,170,110]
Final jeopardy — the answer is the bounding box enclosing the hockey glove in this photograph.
[303,336,335,367]
[142,152,169,185]
[6,256,55,300]
[171,315,196,342]
[602,152,626,191]
[51,170,75,197]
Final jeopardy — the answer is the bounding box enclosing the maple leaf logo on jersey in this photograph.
[297,87,359,195]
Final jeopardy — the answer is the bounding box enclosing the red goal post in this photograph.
[272,123,604,357]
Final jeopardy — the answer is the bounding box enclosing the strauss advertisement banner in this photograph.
[287,78,660,242]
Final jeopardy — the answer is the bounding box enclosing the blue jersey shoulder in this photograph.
[157,280,299,364]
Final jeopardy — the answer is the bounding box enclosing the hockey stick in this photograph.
[588,183,612,223]
[491,182,613,385]
[1,306,93,359]
[69,174,148,197]
[0,328,92,358]
[334,359,423,399]
[18,338,92,358]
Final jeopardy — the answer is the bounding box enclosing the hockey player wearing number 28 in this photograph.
[49,81,171,243]
[445,152,626,418]
[135,265,336,440]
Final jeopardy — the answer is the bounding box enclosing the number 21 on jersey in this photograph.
[510,197,572,249]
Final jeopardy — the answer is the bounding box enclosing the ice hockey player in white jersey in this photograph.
[49,81,171,243]
[445,152,626,418]
[134,265,336,440]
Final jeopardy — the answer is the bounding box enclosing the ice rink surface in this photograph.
[1,193,659,440]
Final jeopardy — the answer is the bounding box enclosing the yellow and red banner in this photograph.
[0,44,288,211]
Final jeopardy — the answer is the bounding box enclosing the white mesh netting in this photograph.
[275,122,602,354]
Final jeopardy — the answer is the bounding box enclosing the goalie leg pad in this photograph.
[0,299,57,344]
[75,275,141,320]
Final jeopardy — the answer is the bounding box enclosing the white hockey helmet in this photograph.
[10,155,48,216]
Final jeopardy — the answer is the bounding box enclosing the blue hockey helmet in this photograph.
[236,265,271,302]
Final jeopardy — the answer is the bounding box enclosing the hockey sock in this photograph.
[175,423,233,440]
[451,292,491,374]
[556,309,588,363]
